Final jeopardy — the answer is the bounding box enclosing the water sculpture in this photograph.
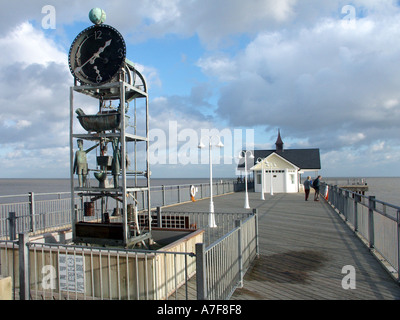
[69,8,151,248]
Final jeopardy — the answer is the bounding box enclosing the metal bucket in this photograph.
[84,202,95,217]
[127,204,134,222]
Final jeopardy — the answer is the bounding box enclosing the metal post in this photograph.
[344,190,349,222]
[327,183,332,203]
[336,186,340,208]
[368,196,376,248]
[74,205,78,237]
[19,233,30,300]
[269,163,274,196]
[29,192,35,233]
[145,82,152,242]
[235,220,243,288]
[178,185,181,203]
[195,243,207,300]
[8,212,16,241]
[397,210,400,283]
[259,160,265,200]
[162,185,165,206]
[244,154,250,209]
[157,206,162,228]
[206,140,216,228]
[333,185,337,207]
[253,209,260,258]
[69,86,76,243]
[209,142,214,214]
[120,81,129,246]
[354,194,360,232]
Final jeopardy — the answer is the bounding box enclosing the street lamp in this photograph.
[239,150,254,209]
[256,157,266,200]
[198,135,224,228]
[265,162,276,196]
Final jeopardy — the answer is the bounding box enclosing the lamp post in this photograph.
[198,136,224,228]
[266,162,276,196]
[239,150,254,209]
[256,157,266,200]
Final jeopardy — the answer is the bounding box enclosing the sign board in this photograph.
[58,253,85,293]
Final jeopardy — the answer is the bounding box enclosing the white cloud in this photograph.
[371,141,385,152]
[383,99,398,110]
[16,120,32,129]
[134,63,162,88]
[2,0,400,178]
[0,22,66,67]
[186,0,296,46]
[206,6,400,157]
[145,0,181,23]
[0,22,71,175]
[338,133,366,144]
[196,55,237,82]
[116,0,297,46]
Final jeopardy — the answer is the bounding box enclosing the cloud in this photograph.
[113,0,297,46]
[149,84,215,134]
[197,55,237,82]
[199,6,400,156]
[0,22,66,66]
[0,16,165,177]
[1,0,400,178]
[178,0,296,47]
[134,63,162,89]
[0,22,72,178]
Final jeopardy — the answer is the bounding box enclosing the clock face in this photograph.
[69,24,126,85]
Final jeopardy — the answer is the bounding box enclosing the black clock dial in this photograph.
[69,24,126,85]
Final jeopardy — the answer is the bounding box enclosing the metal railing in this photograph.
[0,237,197,300]
[0,181,243,239]
[0,210,258,300]
[156,209,253,247]
[0,181,258,300]
[324,183,400,282]
[0,192,76,239]
[196,213,258,300]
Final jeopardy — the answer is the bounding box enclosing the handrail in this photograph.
[323,182,400,283]
[0,181,245,239]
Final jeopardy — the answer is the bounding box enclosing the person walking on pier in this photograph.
[313,175,322,201]
[303,176,312,201]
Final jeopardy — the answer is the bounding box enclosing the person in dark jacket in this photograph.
[313,175,322,201]
[303,176,312,201]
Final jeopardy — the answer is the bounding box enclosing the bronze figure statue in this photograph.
[73,139,98,187]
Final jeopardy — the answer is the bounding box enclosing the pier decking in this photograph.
[165,191,400,300]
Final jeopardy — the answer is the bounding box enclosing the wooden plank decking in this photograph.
[165,190,400,300]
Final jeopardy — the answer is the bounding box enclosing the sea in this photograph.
[323,177,400,207]
[0,177,399,207]
[0,178,213,202]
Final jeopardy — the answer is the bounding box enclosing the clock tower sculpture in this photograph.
[68,9,151,248]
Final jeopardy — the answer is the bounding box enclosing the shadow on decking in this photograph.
[245,250,329,284]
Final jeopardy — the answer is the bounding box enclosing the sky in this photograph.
[1,0,400,179]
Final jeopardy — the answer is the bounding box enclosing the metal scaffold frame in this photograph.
[69,62,151,248]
